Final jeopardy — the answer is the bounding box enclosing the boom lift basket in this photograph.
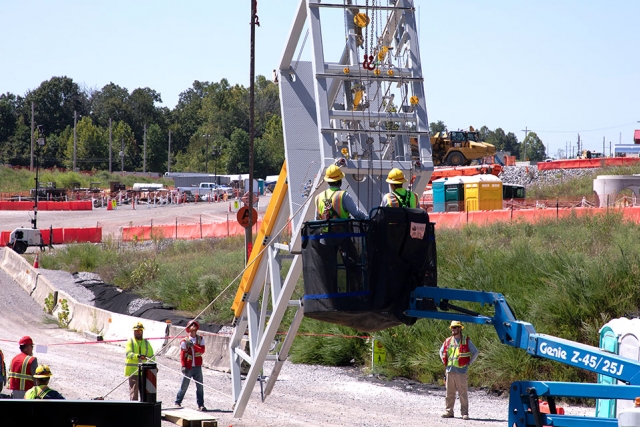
[302,208,437,332]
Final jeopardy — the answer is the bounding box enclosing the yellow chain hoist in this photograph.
[354,13,370,28]
[410,95,419,105]
[377,46,389,61]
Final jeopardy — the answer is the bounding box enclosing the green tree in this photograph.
[64,117,108,170]
[169,81,210,154]
[485,128,519,154]
[90,83,131,127]
[0,93,19,147]
[261,115,285,174]
[520,131,546,161]
[429,120,447,136]
[146,123,167,173]
[24,76,87,136]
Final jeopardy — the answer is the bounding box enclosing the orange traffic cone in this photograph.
[33,253,40,268]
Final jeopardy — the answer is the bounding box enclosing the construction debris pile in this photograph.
[499,166,597,188]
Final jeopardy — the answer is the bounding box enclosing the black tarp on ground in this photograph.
[301,208,436,332]
[74,275,221,333]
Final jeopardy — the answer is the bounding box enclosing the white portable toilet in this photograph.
[596,317,640,418]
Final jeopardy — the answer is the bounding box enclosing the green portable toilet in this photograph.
[444,177,465,212]
[596,318,640,418]
[258,179,265,195]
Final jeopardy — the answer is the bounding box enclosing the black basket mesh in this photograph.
[301,208,436,332]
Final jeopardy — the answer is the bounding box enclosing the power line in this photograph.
[529,122,638,134]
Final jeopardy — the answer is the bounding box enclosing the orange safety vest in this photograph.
[316,188,347,219]
[442,335,471,368]
[180,336,205,369]
[8,353,36,391]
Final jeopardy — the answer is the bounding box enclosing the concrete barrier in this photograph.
[0,248,236,373]
[31,274,58,307]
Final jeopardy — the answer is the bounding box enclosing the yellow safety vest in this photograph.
[124,338,154,376]
[25,385,51,399]
[316,188,347,219]
[382,188,418,208]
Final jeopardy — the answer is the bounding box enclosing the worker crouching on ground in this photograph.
[175,320,207,411]
[24,365,65,400]
[124,322,155,401]
[8,336,38,399]
[440,321,479,420]
[380,168,419,208]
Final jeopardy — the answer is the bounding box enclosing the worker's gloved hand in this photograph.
[181,367,187,375]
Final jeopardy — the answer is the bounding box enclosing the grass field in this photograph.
[10,164,640,392]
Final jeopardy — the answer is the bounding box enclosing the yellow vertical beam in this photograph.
[231,162,289,318]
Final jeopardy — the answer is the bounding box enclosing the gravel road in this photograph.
[0,246,596,426]
[0,191,597,425]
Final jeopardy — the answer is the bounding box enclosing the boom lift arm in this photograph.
[408,287,640,427]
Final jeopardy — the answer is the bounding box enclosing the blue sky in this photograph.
[1,1,638,158]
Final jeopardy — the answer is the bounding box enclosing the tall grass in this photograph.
[0,165,174,193]
[38,211,640,393]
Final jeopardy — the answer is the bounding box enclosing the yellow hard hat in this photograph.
[132,322,145,330]
[34,365,53,378]
[450,320,464,329]
[324,165,345,183]
[386,168,407,184]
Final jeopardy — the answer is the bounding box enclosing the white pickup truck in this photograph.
[176,182,233,201]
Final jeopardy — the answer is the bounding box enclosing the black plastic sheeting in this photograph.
[301,207,436,333]
[74,275,221,333]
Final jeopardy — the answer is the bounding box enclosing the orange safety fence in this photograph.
[430,207,628,229]
[122,220,263,242]
[0,227,101,246]
[0,201,92,211]
[537,157,640,171]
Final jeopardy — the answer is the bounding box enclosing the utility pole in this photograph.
[203,134,211,173]
[168,130,171,173]
[30,102,34,171]
[602,136,605,157]
[246,0,258,264]
[120,137,125,174]
[577,134,581,157]
[521,127,530,161]
[73,111,77,171]
[109,118,112,173]
[143,124,147,173]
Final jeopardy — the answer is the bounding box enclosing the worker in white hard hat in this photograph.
[439,321,479,420]
[315,165,368,220]
[380,168,419,208]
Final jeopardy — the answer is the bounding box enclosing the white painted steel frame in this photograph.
[230,0,431,418]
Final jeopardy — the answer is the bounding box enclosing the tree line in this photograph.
[0,76,284,178]
[0,76,548,178]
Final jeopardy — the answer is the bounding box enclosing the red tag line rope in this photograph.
[277,332,370,340]
[0,332,369,347]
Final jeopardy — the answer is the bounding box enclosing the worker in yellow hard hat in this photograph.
[315,165,368,220]
[24,365,65,400]
[439,321,479,420]
[380,168,419,208]
[125,322,154,401]
[314,165,368,293]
